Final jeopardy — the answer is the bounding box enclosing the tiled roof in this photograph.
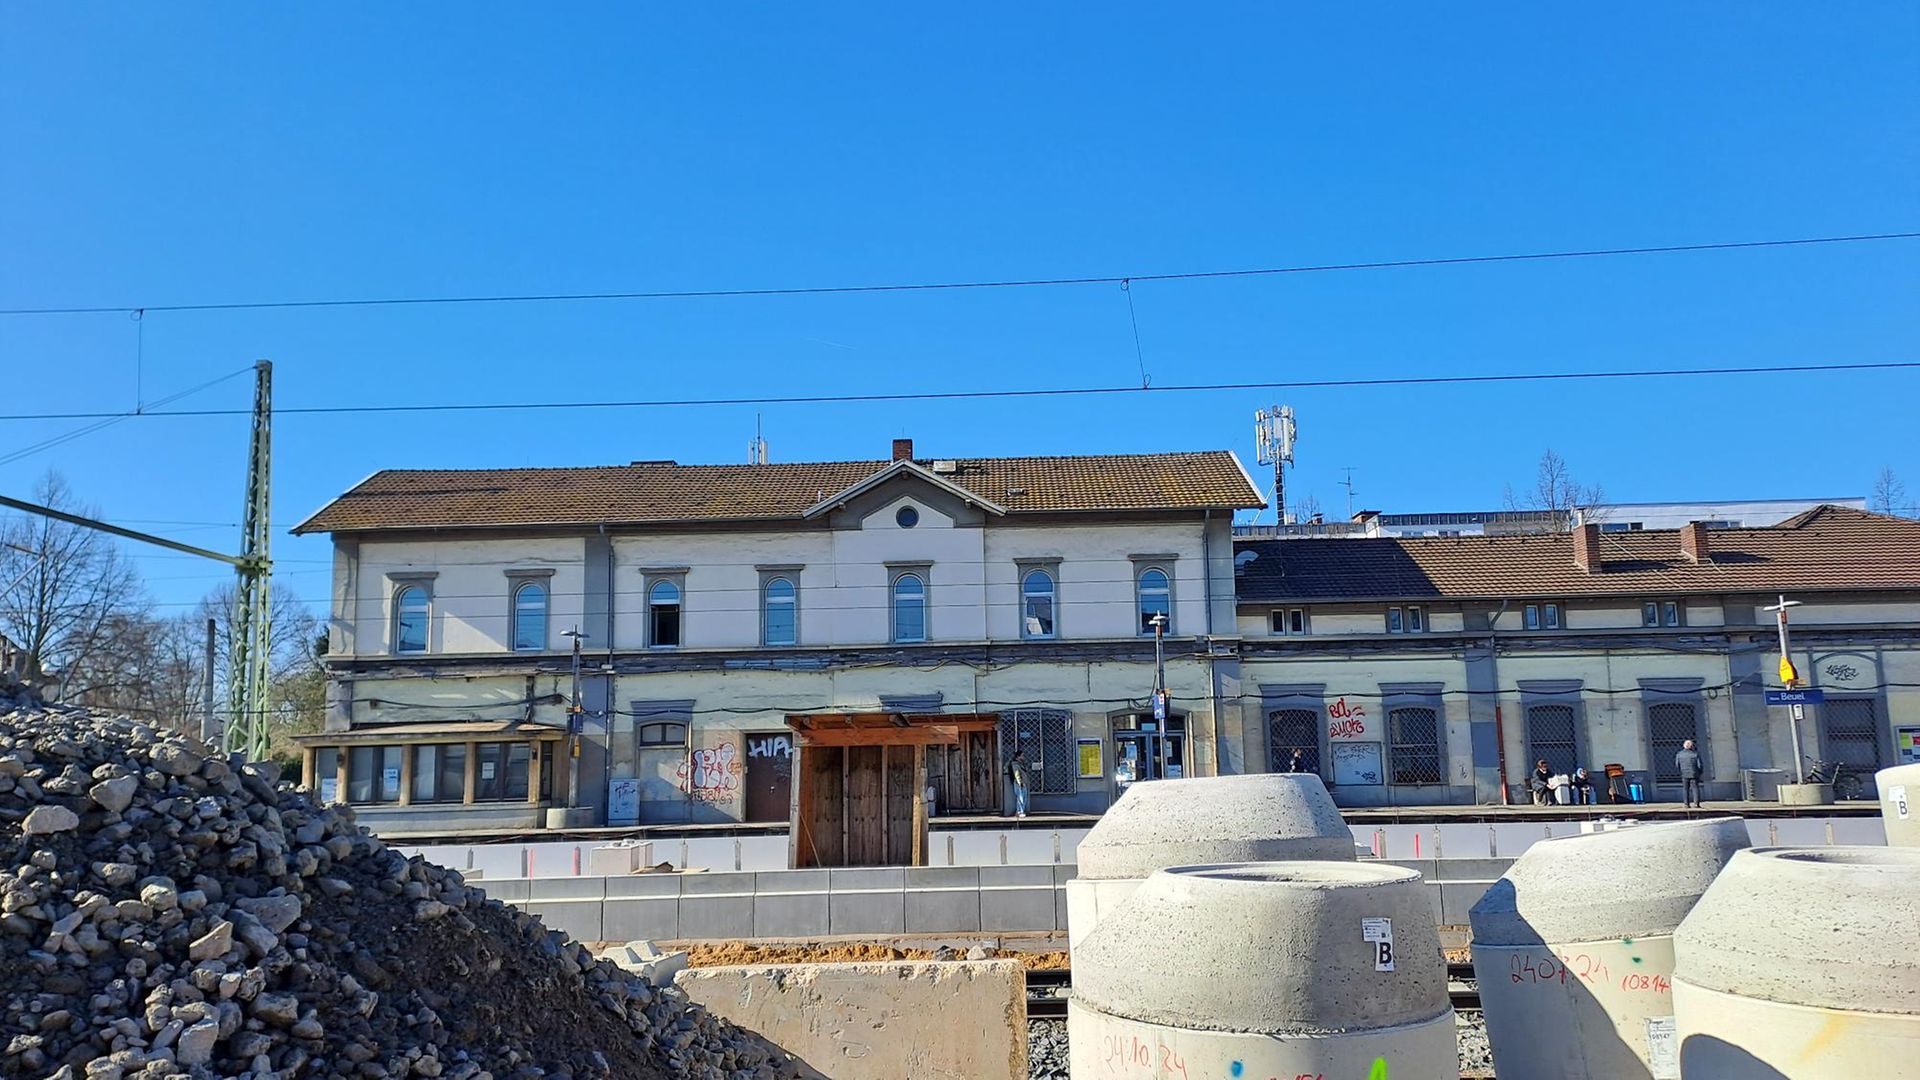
[293,451,1263,533]
[1235,506,1920,602]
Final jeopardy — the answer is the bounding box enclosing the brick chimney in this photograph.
[1572,521,1601,572]
[1680,521,1711,563]
[892,438,914,462]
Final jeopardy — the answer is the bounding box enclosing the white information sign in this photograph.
[1363,917,1394,971]
[1892,784,1910,820]
[1645,1016,1679,1079]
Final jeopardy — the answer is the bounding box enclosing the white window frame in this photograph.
[1524,602,1563,631]
[388,574,435,655]
[1269,608,1308,635]
[642,571,686,649]
[759,569,800,647]
[1134,565,1173,636]
[505,569,554,653]
[1386,607,1404,634]
[1018,563,1059,640]
[890,567,929,644]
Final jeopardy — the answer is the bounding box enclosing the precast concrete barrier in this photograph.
[1068,863,1456,1079]
[1468,816,1749,1080]
[1064,773,1351,954]
[1877,763,1920,848]
[1672,846,1920,1079]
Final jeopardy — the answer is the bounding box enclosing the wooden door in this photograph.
[743,732,794,822]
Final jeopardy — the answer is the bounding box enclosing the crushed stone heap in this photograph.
[0,703,801,1080]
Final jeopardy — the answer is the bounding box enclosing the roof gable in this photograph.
[802,460,1008,518]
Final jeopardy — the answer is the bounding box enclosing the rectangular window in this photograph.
[346,746,402,804]
[1267,709,1320,774]
[1406,606,1424,632]
[505,743,531,801]
[475,743,506,801]
[1386,607,1403,633]
[1648,702,1701,784]
[998,708,1076,794]
[437,744,467,803]
[1544,603,1562,630]
[1824,698,1884,772]
[1524,604,1541,630]
[1643,602,1660,627]
[412,745,439,802]
[1269,609,1308,635]
[1526,703,1580,776]
[314,747,339,801]
[1387,706,1442,785]
[1663,601,1681,627]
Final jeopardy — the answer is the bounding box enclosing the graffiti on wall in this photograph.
[747,734,792,759]
[676,742,743,802]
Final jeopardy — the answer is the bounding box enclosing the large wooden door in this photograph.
[743,732,794,822]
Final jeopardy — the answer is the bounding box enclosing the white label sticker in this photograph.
[1363,918,1394,971]
[1892,784,1910,820]
[1645,1016,1679,1079]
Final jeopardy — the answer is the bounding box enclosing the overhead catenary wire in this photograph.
[2,358,1917,424]
[2,230,1915,317]
[0,365,255,466]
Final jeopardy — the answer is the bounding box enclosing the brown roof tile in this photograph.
[1236,506,1920,601]
[294,451,1263,533]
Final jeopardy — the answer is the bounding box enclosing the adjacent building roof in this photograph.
[293,450,1264,533]
[1235,505,1920,602]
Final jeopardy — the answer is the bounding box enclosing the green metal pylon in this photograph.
[226,360,273,759]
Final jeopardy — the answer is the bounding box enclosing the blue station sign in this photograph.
[1764,689,1826,706]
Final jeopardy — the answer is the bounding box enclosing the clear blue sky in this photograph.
[3,5,1917,616]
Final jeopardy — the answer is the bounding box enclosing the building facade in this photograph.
[1232,507,1920,806]
[292,442,1261,833]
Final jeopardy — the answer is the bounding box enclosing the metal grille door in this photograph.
[1388,707,1442,785]
[1823,698,1884,772]
[1000,709,1075,794]
[1526,704,1580,776]
[1268,709,1320,774]
[1647,702,1699,784]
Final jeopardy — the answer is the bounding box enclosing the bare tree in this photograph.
[1290,493,1324,525]
[0,472,145,692]
[194,581,326,756]
[1504,450,1606,531]
[1872,466,1909,517]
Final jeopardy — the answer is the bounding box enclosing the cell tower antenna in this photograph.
[1253,405,1298,523]
[748,413,768,465]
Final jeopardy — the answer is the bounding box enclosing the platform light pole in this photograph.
[1765,595,1807,781]
[563,627,586,812]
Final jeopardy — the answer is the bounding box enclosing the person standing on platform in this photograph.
[1008,748,1031,818]
[1676,740,1704,807]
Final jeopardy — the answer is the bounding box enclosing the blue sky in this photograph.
[2,4,1917,616]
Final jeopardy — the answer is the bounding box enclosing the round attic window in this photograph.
[896,505,920,528]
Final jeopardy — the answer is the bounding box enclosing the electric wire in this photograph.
[0,365,255,466]
[2,358,1916,424]
[3,230,1914,317]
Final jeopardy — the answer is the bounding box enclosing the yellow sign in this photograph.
[1077,740,1103,779]
[1778,656,1800,687]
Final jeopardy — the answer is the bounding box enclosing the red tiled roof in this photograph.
[1235,506,1920,601]
[294,451,1263,533]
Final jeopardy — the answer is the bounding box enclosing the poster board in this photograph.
[1077,739,1104,779]
[1898,726,1920,766]
[1332,741,1384,786]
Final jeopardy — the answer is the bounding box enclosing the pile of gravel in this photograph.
[0,703,801,1080]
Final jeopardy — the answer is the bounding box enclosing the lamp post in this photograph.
[1148,613,1169,777]
[562,627,586,814]
[1764,595,1806,782]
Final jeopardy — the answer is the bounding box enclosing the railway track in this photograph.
[1025,964,1482,1020]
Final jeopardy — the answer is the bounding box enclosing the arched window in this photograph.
[648,579,682,647]
[891,573,926,643]
[1021,569,1056,639]
[1136,567,1171,635]
[393,585,429,654]
[763,576,797,646]
[511,581,548,651]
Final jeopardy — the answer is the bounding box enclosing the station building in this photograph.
[290,441,1260,836]
[1232,506,1920,807]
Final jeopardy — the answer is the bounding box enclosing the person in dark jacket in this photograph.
[1529,759,1553,806]
[1569,767,1594,805]
[1287,747,1307,774]
[1675,740,1704,807]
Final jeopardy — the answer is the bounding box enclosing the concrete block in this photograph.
[1436,881,1481,927]
[586,846,637,876]
[601,940,688,987]
[755,870,829,938]
[527,876,607,902]
[905,867,980,934]
[1076,773,1352,880]
[676,961,1027,1080]
[980,869,1058,934]
[678,872,756,940]
[603,897,679,943]
[604,873,683,899]
[475,878,531,904]
[828,868,906,935]
[979,864,1053,888]
[1779,782,1834,805]
[526,901,603,944]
